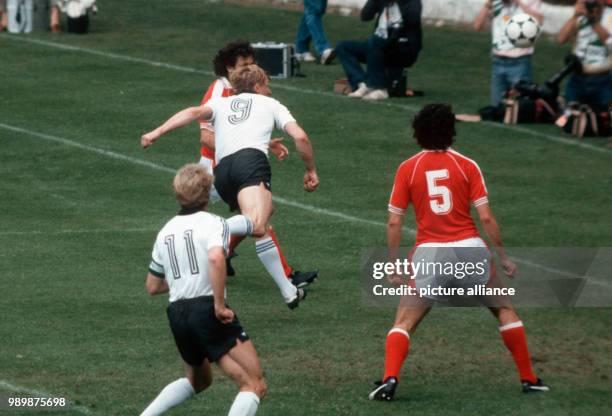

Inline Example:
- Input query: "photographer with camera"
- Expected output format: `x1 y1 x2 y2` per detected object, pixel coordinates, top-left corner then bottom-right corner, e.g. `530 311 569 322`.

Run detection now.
335 0 422 101
475 0 544 107
557 0 612 112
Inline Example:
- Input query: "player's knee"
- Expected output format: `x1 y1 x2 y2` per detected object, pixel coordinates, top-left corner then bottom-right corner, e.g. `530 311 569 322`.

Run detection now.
251 221 267 238
492 305 519 324
190 373 212 394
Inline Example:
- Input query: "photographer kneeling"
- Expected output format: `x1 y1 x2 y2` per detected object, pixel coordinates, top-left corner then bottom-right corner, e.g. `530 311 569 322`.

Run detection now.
335 0 422 101
557 0 612 111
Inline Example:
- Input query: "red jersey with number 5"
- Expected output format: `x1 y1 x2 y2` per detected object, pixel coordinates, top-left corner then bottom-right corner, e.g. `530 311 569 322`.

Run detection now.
388 149 489 245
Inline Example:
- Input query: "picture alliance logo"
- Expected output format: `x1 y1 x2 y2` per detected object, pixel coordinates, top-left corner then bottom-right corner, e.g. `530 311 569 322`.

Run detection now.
371 258 488 280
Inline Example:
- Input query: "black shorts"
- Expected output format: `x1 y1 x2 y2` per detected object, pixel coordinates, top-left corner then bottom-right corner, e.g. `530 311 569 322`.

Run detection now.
166 296 249 366
213 148 272 211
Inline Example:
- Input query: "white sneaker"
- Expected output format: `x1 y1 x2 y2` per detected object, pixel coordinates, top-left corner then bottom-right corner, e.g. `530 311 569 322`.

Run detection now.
295 52 316 62
320 48 335 65
363 89 389 101
348 82 370 98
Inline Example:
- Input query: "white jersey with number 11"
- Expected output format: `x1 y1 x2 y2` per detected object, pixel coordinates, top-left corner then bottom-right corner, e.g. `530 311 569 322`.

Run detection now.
149 212 229 303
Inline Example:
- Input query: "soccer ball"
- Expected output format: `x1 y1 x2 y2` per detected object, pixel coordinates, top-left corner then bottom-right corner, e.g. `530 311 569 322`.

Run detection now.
505 13 540 48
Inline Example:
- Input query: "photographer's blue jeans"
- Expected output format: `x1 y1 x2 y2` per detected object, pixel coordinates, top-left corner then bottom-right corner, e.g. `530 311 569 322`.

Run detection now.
564 72 612 110
295 0 330 55
491 55 533 106
336 35 388 90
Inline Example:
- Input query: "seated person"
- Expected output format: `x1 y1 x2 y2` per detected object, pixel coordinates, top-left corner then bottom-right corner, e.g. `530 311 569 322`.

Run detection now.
557 0 612 111
335 0 422 101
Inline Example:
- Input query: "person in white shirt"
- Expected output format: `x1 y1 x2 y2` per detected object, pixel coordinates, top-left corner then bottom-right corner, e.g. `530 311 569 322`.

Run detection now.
557 0 612 110
141 164 266 416
475 0 544 106
141 65 319 309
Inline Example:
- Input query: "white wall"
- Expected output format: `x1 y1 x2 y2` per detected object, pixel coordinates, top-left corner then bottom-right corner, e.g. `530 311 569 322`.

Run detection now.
325 0 573 35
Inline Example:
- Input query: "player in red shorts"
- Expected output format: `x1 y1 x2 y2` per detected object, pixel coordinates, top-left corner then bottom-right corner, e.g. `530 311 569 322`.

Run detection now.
369 104 549 401
195 40 318 288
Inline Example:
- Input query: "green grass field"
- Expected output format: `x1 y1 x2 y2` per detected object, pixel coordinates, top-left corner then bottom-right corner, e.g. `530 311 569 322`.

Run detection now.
1 1 611 415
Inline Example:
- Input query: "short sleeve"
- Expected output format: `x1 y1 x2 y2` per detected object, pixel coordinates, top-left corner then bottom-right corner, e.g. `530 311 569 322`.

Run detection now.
204 98 220 124
467 161 489 207
207 217 230 255
199 83 216 130
274 100 296 130
148 240 165 279
388 165 410 215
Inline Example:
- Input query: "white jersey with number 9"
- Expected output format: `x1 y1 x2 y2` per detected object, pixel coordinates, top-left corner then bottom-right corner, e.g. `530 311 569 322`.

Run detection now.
205 93 296 164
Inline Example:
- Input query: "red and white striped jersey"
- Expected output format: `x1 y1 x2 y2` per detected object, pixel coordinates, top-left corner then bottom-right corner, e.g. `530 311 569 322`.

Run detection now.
389 149 488 245
199 77 233 159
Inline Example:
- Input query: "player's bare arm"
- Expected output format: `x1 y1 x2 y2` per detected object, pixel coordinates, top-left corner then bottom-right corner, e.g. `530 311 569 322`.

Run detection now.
141 105 214 149
269 138 289 161
557 1 587 43
475 203 517 277
145 273 169 295
387 212 406 286
200 129 216 150
208 246 234 324
284 121 319 192
474 0 492 31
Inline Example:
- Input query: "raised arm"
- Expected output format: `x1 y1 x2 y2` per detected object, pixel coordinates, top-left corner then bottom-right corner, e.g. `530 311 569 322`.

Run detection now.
475 203 517 277
558 1 586 44
518 0 543 23
474 0 492 31
141 105 213 149
208 246 234 324
361 0 383 22
284 121 319 192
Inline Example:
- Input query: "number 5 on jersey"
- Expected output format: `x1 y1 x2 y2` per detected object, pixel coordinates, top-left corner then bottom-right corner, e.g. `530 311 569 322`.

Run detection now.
426 169 452 215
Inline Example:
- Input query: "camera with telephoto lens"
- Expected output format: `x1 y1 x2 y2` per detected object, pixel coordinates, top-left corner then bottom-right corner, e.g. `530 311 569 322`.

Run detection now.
585 0 598 11
513 54 582 105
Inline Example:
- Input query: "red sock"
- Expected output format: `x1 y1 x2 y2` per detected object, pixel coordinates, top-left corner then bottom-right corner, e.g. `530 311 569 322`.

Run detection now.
499 321 537 383
228 235 246 257
383 328 410 380
268 226 293 278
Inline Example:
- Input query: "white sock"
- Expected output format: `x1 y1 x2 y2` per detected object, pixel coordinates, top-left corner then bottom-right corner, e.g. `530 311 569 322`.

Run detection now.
227 215 253 237
227 391 260 416
256 237 297 302
140 378 195 416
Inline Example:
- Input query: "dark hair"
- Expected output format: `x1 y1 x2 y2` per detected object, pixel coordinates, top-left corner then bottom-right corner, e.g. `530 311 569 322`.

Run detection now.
213 39 254 77
412 103 456 150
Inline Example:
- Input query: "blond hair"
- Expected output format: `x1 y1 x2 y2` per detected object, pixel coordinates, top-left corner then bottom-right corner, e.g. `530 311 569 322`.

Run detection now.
229 64 269 93
172 164 213 209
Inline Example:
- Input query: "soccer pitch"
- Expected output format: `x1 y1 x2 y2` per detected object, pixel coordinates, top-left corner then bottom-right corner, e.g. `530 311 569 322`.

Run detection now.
1 1 611 415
